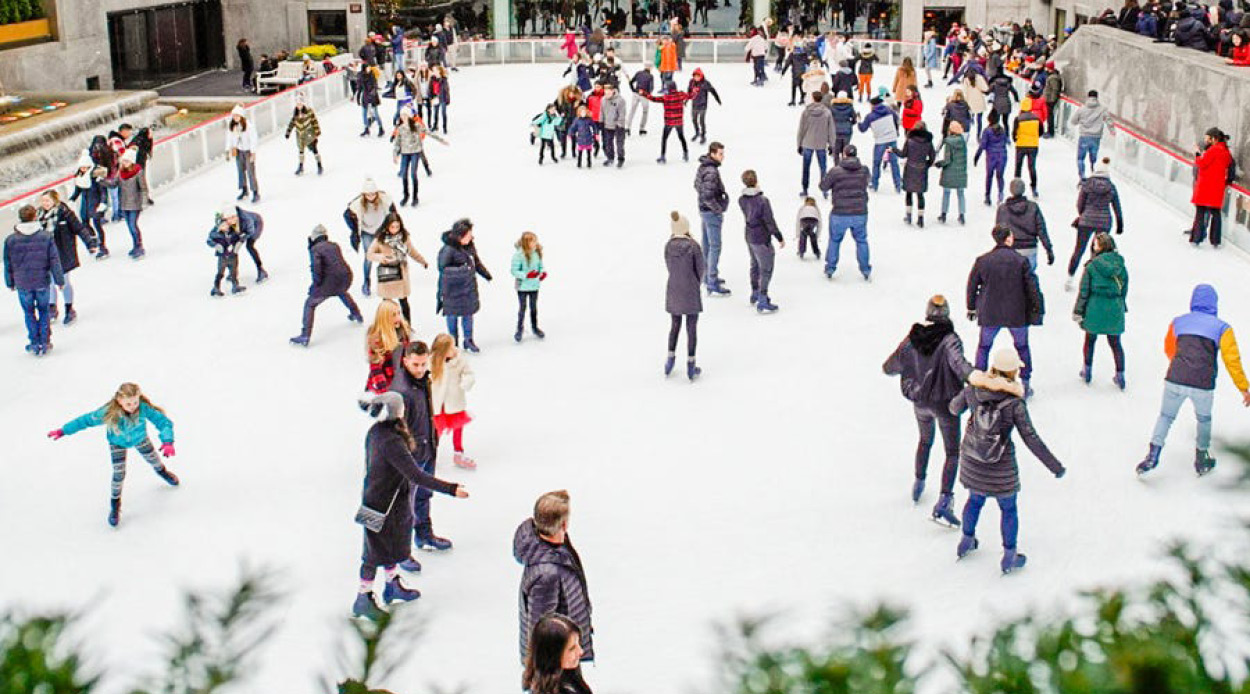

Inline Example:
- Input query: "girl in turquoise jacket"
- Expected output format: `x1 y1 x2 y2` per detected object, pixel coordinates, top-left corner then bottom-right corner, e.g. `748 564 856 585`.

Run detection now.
511 231 546 341
530 105 564 165
48 382 178 527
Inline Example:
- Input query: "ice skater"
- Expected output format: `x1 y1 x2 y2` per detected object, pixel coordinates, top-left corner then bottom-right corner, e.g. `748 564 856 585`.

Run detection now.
284 94 323 176
795 197 821 259
511 231 547 341
225 105 260 203
215 202 268 284
1073 232 1128 389
37 190 96 326
290 224 363 346
430 333 477 469
664 211 705 380
644 80 693 163
367 212 429 324
739 169 784 313
343 178 399 297
48 383 179 527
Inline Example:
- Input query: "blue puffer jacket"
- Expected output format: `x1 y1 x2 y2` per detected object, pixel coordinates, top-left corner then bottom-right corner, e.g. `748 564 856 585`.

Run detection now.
568 116 596 148
3 222 64 291
974 125 1010 168
62 402 174 448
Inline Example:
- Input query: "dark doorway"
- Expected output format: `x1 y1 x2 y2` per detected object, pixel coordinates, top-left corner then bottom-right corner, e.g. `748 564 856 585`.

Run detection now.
108 0 225 89
923 7 963 38
310 10 349 49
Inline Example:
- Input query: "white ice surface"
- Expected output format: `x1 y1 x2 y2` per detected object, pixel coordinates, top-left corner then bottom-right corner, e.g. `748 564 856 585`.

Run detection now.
3 63 1250 693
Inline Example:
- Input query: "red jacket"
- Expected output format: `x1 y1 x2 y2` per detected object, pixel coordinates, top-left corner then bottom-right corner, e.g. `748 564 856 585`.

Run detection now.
1030 97 1048 127
1231 44 1250 66
645 90 691 126
587 89 604 122
901 98 923 131
1192 141 1233 208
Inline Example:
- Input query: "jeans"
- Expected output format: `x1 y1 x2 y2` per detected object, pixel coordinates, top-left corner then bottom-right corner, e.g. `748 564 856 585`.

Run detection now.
975 326 1032 381
360 232 375 285
214 253 240 289
691 108 708 139
1150 381 1215 450
603 127 625 162
446 313 475 344
431 102 448 132
122 210 142 251
752 55 767 83
1076 135 1101 179
801 148 828 194
1017 247 1038 272
961 492 1019 549
361 103 382 131
1191 205 1222 246
940 187 966 216
410 456 436 538
914 404 961 494
17 287 52 347
300 292 362 337
871 142 901 190
235 151 259 196
700 211 724 286
747 242 775 297
398 152 421 199
109 187 121 222
825 213 870 276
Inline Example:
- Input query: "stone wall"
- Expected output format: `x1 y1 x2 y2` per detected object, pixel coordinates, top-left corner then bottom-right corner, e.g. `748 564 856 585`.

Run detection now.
1052 24 1249 184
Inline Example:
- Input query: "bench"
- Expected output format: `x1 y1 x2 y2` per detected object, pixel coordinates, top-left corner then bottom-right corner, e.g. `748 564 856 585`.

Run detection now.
255 62 303 94
329 53 355 70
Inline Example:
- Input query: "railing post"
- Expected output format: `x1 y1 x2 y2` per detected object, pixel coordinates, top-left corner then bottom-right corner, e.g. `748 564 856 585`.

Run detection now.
713 40 718 63
531 40 536 63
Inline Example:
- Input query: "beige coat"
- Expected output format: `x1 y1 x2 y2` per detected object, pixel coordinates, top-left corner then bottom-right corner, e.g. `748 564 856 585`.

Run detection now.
432 353 474 414
367 235 428 300
962 73 989 115
892 68 917 105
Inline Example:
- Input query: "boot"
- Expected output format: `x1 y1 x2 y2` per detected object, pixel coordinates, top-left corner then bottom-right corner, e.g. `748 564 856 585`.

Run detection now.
414 532 453 552
983 195 992 207
352 591 386 620
916 214 925 228
707 282 731 296
749 290 759 305
211 286 224 297
937 213 946 224
463 338 480 354
453 452 477 470
903 210 912 226
514 325 523 342
1001 548 1028 574
656 156 666 164
687 358 701 381
400 192 410 206
348 311 364 323
62 305 77 325
1113 371 1126 391
155 467 180 486
231 283 247 295
290 335 310 347
911 477 925 504
257 269 269 283
1136 443 1161 476
362 279 371 297
399 556 422 572
756 296 779 313
664 352 676 376
237 189 248 200
316 158 324 175
1195 449 1217 476
108 497 121 527
1031 187 1039 199
382 577 421 603
957 534 978 559
251 193 260 203
532 325 545 339
1079 365 1091 384
96 246 110 260
295 162 304 176
958 214 966 225
932 493 960 528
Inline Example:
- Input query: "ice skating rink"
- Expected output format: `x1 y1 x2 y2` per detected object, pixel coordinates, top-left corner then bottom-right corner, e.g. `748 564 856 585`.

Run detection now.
3 62 1249 693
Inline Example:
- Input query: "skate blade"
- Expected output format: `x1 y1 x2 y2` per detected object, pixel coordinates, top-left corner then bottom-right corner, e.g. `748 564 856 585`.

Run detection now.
930 516 960 530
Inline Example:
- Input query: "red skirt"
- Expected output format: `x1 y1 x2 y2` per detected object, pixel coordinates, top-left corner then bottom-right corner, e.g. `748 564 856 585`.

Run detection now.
433 409 472 434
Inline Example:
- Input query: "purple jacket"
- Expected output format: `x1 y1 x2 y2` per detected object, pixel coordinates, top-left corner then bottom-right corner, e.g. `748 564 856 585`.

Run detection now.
974 125 1009 168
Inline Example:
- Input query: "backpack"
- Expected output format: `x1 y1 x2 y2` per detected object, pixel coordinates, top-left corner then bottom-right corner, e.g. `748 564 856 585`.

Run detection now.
962 398 1011 467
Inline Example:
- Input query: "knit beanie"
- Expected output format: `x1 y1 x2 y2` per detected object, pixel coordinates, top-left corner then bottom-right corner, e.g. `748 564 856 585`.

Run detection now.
309 224 328 241
1094 158 1111 175
991 346 1023 373
670 211 691 238
359 391 404 421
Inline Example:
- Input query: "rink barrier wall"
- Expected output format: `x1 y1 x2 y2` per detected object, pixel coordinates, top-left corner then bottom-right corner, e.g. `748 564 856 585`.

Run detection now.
0 69 354 234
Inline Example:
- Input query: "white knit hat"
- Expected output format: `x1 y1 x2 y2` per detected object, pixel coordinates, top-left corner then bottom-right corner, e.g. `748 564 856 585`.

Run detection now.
670 212 691 238
361 177 379 194
76 151 93 169
219 202 238 219
1094 158 1111 175
230 104 247 118
119 148 137 165
991 346 1023 373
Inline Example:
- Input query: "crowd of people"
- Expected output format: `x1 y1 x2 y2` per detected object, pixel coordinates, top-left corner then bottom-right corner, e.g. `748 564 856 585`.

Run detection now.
1093 0 1250 62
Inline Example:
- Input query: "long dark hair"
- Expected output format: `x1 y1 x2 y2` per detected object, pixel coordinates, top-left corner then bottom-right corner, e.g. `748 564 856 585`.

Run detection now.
522 615 584 694
391 417 417 451
380 212 408 243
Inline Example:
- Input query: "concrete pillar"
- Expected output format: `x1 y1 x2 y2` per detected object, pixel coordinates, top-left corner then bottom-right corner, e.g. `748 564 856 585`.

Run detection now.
900 0 924 41
753 0 769 29
494 0 511 38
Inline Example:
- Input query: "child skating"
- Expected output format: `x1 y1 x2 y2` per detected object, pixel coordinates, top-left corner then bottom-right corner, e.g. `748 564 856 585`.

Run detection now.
207 203 249 296
48 383 179 527
531 105 564 165
430 333 478 469
796 197 821 260
510 231 547 341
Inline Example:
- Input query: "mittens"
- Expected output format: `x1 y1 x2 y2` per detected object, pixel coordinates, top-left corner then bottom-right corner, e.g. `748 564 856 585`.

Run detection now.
47 429 64 440
160 442 176 458
526 271 540 279
539 272 548 281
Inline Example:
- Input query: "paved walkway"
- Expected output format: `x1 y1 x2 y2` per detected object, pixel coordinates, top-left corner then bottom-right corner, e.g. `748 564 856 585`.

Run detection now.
156 69 259 100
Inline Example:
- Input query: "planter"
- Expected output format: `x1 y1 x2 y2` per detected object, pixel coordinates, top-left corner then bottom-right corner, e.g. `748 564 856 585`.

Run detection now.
0 18 52 47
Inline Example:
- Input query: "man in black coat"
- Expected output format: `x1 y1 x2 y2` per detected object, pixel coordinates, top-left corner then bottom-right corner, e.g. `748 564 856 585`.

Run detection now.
388 341 453 552
818 144 872 281
694 142 730 295
994 178 1054 271
290 225 362 346
967 225 1044 396
514 490 594 663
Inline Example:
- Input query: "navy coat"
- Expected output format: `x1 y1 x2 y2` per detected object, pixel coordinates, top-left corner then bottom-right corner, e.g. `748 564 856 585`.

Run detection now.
3 223 65 291
437 232 492 316
309 237 353 297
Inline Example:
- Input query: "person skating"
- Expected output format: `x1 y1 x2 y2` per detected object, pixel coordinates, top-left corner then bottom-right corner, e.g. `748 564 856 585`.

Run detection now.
1067 157 1124 290
367 213 429 324
284 94 323 175
739 169 785 313
644 80 693 163
664 211 705 380
995 179 1053 271
600 84 628 167
694 142 731 296
1189 127 1234 248
568 105 597 169
392 107 447 206
105 149 147 258
515 490 595 664
1011 98 1042 198
351 390 469 619
437 218 492 353
48 383 178 527
225 105 261 202
1137 284 1250 477
857 94 902 193
429 333 477 469
967 225 1045 398
290 224 363 346
357 63 385 137
37 190 96 326
818 144 872 281
797 91 836 198
523 615 595 694
365 300 410 394
795 197 821 260
950 346 1066 574
853 42 877 101
884 296 1024 525
1073 232 1129 390
781 40 810 106
893 121 937 227
686 68 721 145
206 203 249 297
216 202 268 284
343 178 399 297
1069 89 1115 179
627 63 654 133
4 205 64 356
1041 61 1063 138
973 111 1010 206
829 60 857 102
68 153 109 259
828 90 857 165
934 121 969 225
941 90 973 140
532 104 565 165
899 85 923 134
511 231 547 341
745 29 769 86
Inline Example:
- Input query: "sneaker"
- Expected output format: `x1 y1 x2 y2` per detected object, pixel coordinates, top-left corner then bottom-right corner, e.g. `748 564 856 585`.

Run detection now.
1001 548 1028 574
453 452 477 470
957 534 978 559
911 478 925 504
414 534 453 551
290 335 310 347
1195 449 1217 476
1136 444 1161 476
351 592 386 620
382 577 421 603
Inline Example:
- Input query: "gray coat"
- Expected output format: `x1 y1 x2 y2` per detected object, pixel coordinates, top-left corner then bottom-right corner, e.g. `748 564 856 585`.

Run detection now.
601 93 628 130
1070 97 1112 138
109 169 145 212
797 101 836 151
665 235 705 315
514 519 594 662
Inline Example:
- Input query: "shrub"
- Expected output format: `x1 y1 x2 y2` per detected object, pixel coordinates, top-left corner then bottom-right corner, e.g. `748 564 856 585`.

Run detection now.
293 44 339 60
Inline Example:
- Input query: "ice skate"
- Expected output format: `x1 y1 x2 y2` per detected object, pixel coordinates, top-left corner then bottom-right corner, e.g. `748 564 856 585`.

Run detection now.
756 296 778 313
956 534 978 559
1079 365 1091 384
911 478 925 504
155 467 179 486
1136 444 1161 476
352 592 386 620
1001 548 1027 574
399 556 422 572
63 307 77 325
383 577 421 603
931 493 960 528
1112 372 1126 390
414 534 453 552
290 335 310 347
664 353 676 376
1195 449 1217 477
453 452 477 470
108 498 121 528
686 360 701 381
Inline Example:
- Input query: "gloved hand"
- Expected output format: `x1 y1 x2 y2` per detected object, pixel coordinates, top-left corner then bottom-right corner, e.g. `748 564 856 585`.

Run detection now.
1055 467 1067 479
160 442 176 458
526 270 540 279
797 147 803 156
1116 225 1124 235
47 429 64 440
1046 251 1055 265
966 310 977 322
539 272 548 281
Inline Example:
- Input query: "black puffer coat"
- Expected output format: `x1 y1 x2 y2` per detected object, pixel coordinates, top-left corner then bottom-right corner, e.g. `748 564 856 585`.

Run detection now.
966 244 1044 328
995 195 1053 255
308 237 353 297
39 203 93 273
882 320 975 408
387 360 440 465
818 156 870 215
949 385 1064 496
694 155 729 213
437 231 492 316
894 127 936 194
514 519 594 662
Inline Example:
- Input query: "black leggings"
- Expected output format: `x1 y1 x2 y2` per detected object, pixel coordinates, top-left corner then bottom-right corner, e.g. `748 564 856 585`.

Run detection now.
245 237 264 272
914 404 961 494
517 290 539 328
790 79 803 104
1014 148 1038 188
1083 333 1124 371
398 298 411 324
905 191 926 210
667 314 698 357
538 139 556 163
661 125 687 157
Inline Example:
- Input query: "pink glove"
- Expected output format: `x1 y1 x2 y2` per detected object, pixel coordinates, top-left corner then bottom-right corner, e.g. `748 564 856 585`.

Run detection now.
160 442 176 458
539 272 548 281
47 429 64 440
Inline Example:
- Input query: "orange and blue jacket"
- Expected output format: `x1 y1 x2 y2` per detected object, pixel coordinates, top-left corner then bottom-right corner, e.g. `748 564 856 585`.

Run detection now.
1164 284 1248 392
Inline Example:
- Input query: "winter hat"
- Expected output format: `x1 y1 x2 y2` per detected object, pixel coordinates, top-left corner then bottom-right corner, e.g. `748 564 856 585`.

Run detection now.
230 104 247 118
361 177 379 194
359 391 404 422
837 91 850 99
294 91 307 106
991 346 1023 374
219 202 238 219
1094 158 1111 175
119 148 137 165
448 218 473 242
309 224 328 241
1045 60 1055 69
925 295 951 322
669 211 691 238
876 86 890 99
75 151 93 169
1087 89 1099 98
693 67 704 78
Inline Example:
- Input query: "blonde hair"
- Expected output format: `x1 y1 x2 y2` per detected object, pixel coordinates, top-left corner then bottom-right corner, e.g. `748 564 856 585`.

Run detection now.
102 383 165 433
429 333 456 383
533 490 571 536
516 231 543 261
366 300 410 364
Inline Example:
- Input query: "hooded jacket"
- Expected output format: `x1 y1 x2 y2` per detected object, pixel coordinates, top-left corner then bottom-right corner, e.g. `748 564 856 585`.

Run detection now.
694 155 729 213
1076 173 1124 231
797 100 836 151
665 232 705 315
687 73 721 110
308 236 353 297
1164 284 1248 391
818 156 870 215
829 96 858 137
1175 10 1211 50
894 127 936 193
1192 140 1234 208
858 101 899 144
514 519 594 662
739 188 783 245
600 92 628 129
829 65 857 97
974 124 1009 168
3 221 65 291
882 320 975 407
936 134 968 189
995 195 1052 254
1074 247 1128 336
1070 97 1112 138
437 230 492 316
949 385 1064 496
39 203 93 273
